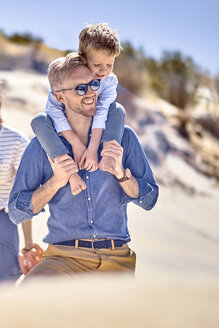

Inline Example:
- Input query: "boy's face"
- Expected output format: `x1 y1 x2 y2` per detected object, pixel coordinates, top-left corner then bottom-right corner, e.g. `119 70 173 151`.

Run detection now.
85 49 116 80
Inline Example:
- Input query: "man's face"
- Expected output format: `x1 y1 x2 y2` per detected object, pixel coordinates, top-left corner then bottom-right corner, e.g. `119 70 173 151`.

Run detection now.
56 66 98 117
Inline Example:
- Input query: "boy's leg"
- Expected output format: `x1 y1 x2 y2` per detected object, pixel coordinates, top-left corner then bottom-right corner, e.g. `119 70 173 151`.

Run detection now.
31 113 68 161
99 102 125 172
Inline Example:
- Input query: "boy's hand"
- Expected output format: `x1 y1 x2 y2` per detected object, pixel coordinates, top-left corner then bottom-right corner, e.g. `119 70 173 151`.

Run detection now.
79 147 98 172
72 142 86 167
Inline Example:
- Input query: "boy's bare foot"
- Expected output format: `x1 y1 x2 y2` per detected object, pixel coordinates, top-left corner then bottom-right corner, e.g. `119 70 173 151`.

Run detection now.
98 156 117 175
69 173 87 196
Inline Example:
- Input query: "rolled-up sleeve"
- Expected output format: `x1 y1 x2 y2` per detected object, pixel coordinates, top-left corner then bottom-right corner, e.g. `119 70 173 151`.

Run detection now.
92 73 118 129
121 126 159 210
8 138 47 224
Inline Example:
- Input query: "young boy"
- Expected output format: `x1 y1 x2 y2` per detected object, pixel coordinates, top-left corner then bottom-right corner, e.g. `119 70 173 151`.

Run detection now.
31 23 125 195
0 86 43 283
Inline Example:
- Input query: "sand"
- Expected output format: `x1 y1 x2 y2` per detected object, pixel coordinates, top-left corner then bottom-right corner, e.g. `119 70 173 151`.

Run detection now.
1 69 219 327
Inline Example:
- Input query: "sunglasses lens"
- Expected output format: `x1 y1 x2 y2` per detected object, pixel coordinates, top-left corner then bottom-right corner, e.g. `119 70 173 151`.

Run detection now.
90 79 100 91
75 85 87 96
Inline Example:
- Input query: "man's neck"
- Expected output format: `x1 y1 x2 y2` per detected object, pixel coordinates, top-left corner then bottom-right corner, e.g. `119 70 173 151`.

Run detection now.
65 109 92 146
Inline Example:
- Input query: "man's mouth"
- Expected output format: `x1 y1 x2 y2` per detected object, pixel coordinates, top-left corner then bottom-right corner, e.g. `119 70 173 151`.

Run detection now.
82 96 95 105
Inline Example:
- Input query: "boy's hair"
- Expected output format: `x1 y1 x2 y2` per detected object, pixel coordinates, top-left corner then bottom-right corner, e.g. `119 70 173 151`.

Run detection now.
48 52 87 92
79 23 122 56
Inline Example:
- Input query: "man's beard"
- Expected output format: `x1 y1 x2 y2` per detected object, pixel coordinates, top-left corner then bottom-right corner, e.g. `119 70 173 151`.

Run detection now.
67 99 96 117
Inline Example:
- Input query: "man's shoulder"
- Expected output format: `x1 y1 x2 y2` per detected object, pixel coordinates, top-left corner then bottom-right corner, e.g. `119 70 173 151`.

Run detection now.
121 125 142 152
26 136 45 154
123 125 139 141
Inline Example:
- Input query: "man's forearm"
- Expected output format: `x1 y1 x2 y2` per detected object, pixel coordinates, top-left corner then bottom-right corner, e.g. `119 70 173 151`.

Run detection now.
32 176 60 214
32 154 78 213
117 175 139 199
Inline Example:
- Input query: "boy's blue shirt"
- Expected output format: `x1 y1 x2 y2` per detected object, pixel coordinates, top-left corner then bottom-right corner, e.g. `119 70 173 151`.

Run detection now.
8 126 159 245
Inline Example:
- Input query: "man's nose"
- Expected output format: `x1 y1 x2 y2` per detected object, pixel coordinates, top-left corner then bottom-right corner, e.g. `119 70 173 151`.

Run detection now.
86 85 96 95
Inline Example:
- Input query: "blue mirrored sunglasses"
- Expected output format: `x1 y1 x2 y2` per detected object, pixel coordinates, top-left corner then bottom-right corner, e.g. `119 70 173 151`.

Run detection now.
57 79 101 96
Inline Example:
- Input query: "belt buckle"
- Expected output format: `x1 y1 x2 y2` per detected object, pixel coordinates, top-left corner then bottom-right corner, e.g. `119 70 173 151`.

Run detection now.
91 239 105 251
91 240 97 250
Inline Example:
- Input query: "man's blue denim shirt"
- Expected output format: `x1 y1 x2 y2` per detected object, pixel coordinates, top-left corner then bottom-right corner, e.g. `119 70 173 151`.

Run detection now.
9 126 159 244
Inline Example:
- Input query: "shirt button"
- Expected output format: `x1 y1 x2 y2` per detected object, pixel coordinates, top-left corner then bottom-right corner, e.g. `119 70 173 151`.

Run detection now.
90 220 94 224
93 234 96 238
86 176 89 179
88 197 91 201
139 200 143 204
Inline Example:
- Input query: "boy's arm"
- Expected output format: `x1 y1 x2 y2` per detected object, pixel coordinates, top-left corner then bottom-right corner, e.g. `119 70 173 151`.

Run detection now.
92 73 118 130
46 88 86 163
46 87 72 133
80 74 118 171
60 130 86 165
88 128 103 153
79 128 103 171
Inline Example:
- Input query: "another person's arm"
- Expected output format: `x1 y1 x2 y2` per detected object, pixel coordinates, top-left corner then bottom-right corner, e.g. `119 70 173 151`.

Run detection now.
13 138 44 273
19 220 44 275
21 220 33 250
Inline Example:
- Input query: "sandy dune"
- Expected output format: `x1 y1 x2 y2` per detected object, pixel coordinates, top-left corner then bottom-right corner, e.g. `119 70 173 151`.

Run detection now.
1 69 219 327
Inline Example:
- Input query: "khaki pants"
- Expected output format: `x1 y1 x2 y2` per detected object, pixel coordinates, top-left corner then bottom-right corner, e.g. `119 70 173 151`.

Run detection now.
23 243 136 282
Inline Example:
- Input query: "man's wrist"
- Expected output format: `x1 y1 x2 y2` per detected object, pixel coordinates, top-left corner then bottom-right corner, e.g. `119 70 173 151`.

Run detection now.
116 168 132 182
114 167 125 180
48 176 64 191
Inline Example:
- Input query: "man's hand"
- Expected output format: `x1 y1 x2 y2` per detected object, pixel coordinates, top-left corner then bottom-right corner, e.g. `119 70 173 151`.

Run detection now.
32 154 78 214
99 140 124 177
50 154 78 189
18 243 44 275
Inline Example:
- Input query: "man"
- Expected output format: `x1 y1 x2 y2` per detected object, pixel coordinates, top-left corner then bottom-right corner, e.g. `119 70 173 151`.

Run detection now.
0 82 43 283
9 53 158 280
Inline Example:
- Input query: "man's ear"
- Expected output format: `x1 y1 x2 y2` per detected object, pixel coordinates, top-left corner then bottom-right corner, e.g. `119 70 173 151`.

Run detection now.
54 92 64 103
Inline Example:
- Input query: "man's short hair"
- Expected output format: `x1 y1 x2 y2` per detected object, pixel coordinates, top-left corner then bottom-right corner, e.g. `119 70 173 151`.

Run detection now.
48 52 87 92
79 23 122 57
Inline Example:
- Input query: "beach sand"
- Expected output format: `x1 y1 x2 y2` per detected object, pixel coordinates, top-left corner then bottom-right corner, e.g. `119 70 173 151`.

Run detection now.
1 70 219 327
